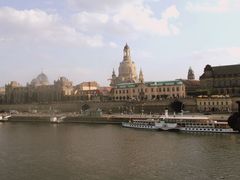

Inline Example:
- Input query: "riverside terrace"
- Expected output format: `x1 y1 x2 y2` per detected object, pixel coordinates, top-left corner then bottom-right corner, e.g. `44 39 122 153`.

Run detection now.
1 111 230 124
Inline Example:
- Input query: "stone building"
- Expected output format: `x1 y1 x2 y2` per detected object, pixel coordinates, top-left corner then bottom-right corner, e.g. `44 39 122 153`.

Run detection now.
0 87 5 104
5 73 73 104
110 44 141 86
75 81 99 91
200 64 240 96
196 95 232 113
72 82 110 101
112 80 186 101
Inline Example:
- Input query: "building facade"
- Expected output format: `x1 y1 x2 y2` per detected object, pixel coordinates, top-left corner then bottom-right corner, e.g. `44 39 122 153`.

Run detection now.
0 87 5 104
112 80 186 101
200 64 240 96
5 73 74 104
196 95 232 113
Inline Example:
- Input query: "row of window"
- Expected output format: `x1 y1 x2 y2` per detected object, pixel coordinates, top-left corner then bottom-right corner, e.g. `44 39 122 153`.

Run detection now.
186 128 223 132
115 86 183 94
198 101 230 106
214 79 240 87
114 93 182 100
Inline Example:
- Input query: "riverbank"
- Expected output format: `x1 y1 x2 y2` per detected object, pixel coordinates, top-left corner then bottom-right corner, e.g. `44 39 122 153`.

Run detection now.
2 112 231 124
5 113 131 124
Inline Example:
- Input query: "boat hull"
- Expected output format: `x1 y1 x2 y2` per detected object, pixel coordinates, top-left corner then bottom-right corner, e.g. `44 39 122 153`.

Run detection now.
179 127 238 133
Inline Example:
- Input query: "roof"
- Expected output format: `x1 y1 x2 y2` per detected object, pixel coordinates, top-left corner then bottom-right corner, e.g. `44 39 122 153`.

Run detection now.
115 80 183 89
116 83 138 89
180 80 200 87
212 64 240 75
145 80 183 87
80 81 99 87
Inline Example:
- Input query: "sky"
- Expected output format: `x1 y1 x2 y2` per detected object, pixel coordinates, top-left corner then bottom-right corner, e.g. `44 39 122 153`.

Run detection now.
0 0 240 87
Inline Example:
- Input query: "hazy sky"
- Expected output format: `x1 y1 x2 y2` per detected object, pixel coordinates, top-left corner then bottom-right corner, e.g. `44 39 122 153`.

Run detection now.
0 0 240 86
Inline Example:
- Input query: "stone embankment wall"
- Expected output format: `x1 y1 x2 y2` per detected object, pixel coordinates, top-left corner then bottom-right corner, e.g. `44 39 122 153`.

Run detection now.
0 98 197 113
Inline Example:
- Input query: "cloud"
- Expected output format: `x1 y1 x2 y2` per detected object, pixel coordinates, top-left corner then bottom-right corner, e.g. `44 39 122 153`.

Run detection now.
67 0 140 12
71 2 181 37
0 7 106 47
186 0 240 13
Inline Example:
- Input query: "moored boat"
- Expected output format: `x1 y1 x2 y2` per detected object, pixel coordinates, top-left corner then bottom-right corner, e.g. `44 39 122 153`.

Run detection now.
0 115 11 122
158 110 237 133
179 120 238 133
50 116 66 123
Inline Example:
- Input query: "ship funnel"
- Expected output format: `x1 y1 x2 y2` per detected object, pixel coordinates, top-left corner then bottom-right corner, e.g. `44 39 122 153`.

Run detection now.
165 109 168 117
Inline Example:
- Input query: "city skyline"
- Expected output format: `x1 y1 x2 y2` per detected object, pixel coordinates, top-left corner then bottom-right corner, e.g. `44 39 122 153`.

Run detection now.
1 0 240 87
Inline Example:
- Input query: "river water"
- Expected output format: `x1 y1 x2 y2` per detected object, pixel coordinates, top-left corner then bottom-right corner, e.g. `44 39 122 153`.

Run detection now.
0 122 240 180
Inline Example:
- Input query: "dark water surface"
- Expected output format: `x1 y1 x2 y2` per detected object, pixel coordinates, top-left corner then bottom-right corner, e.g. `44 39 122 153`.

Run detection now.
0 122 240 180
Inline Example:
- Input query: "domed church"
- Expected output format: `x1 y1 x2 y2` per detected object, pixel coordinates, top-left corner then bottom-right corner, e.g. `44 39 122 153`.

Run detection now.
110 44 142 86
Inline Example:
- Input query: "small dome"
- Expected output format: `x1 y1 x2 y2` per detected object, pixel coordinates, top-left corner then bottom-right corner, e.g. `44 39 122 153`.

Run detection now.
37 73 49 83
31 72 49 86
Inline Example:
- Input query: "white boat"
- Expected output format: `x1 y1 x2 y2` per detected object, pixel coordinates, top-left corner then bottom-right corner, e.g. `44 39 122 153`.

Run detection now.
159 110 238 133
122 119 159 130
50 116 66 123
179 121 238 133
0 115 11 122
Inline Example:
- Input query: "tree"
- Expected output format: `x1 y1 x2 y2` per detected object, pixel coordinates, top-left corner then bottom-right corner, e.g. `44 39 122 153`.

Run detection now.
82 104 90 111
228 112 240 132
228 101 240 132
171 100 184 113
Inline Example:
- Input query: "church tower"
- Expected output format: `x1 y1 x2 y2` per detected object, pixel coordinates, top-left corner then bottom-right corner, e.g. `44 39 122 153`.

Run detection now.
110 69 117 86
117 44 138 83
187 67 195 80
139 68 144 83
123 43 131 61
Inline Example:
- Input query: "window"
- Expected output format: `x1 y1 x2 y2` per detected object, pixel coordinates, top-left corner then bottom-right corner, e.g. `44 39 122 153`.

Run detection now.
176 87 179 91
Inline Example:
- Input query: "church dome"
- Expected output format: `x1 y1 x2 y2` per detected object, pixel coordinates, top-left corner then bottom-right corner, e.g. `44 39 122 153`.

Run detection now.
31 72 49 86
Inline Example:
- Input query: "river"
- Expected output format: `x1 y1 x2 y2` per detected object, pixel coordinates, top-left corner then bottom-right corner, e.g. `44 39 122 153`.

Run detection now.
0 122 239 180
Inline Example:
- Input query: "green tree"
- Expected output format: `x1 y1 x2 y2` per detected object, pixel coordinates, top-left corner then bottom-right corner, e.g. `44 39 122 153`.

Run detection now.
171 100 184 113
